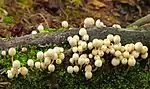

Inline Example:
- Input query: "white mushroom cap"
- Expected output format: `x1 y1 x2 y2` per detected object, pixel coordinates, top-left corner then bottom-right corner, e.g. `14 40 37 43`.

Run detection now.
84 17 95 28
69 38 77 47
35 62 41 69
12 60 20 68
82 34 89 41
85 58 90 64
121 58 128 65
103 39 111 46
73 35 80 42
141 52 148 59
8 47 16 56
101 45 107 52
67 36 72 42
85 71 92 79
107 34 114 41
72 53 79 61
31 30 37 34
78 57 85 65
77 46 83 52
37 51 44 59
21 47 27 52
69 58 74 64
85 65 92 72
94 55 100 60
72 46 78 53
113 35 121 44
58 53 65 60
92 39 103 47
112 24 121 28
27 59 34 67
1 50 6 56
88 42 93 50
73 66 79 73
134 42 143 52
92 49 98 56
98 50 104 57
123 51 130 58
94 59 102 67
141 46 148 53
61 21 68 28
95 19 106 28
67 66 73 73
131 51 139 58
79 28 87 36
56 59 62 64
20 67 28 76
115 50 122 57
44 57 51 65
48 64 55 72
7 71 14 79
81 41 87 49
111 58 120 66
37 23 44 31
88 54 93 58
128 57 136 66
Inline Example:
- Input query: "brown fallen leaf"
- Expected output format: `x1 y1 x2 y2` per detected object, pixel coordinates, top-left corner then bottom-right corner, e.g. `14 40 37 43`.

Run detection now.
87 0 107 10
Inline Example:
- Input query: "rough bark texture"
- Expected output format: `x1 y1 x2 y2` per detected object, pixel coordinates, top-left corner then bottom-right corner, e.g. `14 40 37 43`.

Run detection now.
0 27 150 50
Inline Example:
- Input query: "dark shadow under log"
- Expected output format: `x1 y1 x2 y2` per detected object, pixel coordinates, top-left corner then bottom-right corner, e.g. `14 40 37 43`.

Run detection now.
0 27 150 50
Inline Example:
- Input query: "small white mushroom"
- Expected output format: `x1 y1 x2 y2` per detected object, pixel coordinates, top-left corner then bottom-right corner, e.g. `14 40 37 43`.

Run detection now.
73 66 79 73
113 35 121 44
67 66 73 73
103 39 111 46
128 57 136 66
12 60 20 68
77 46 83 52
7 71 14 79
8 47 16 63
107 34 114 41
69 58 74 64
98 50 104 57
94 55 100 60
21 47 27 52
82 34 89 41
37 23 44 31
111 58 120 66
115 50 122 57
85 65 92 72
131 51 139 58
44 57 51 65
73 35 80 42
58 53 65 60
48 64 55 72
134 42 143 52
92 39 103 48
61 21 68 28
92 49 98 56
56 59 62 64
94 59 102 67
141 52 148 59
72 53 79 61
88 54 93 58
112 24 121 28
37 51 44 59
20 67 28 76
72 46 78 53
1 50 6 56
95 19 106 28
35 62 41 69
121 58 128 65
27 59 34 67
79 28 87 36
88 42 93 50
84 17 95 28
85 71 92 79
141 46 148 53
69 38 77 47
31 30 37 34
123 51 130 58
78 58 85 66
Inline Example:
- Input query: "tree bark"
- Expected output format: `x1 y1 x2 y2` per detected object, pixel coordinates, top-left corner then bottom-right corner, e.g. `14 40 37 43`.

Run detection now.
0 27 150 51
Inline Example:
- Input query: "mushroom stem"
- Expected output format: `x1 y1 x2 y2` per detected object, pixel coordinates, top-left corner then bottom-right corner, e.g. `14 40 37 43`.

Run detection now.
11 56 14 64
92 67 98 72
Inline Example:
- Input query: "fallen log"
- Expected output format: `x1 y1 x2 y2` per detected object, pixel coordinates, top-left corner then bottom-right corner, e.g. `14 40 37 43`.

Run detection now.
0 27 150 51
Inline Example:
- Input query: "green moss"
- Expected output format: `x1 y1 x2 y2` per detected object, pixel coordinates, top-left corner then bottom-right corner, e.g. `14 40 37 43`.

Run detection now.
3 16 13 24
0 46 149 89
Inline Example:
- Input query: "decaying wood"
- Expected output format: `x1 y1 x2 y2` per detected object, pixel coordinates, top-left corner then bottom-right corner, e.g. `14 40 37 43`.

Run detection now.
130 14 150 26
0 27 150 51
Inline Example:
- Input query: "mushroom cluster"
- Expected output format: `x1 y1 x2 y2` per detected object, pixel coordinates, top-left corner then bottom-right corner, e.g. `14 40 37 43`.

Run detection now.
66 17 148 79
28 46 65 72
7 60 28 79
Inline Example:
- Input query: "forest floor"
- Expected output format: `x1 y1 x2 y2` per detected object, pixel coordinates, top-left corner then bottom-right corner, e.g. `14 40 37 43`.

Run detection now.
0 0 150 37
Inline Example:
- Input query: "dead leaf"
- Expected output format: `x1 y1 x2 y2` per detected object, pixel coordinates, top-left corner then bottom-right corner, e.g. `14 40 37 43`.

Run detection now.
87 0 107 10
